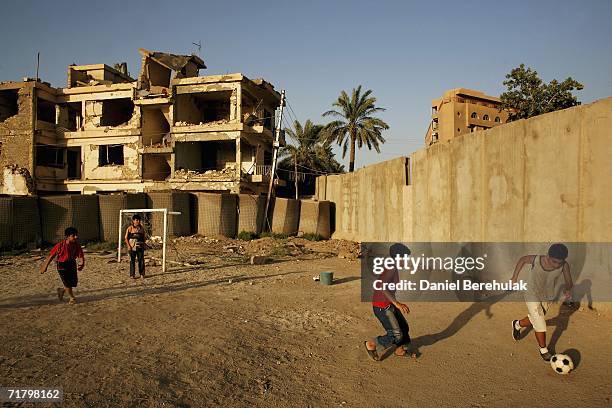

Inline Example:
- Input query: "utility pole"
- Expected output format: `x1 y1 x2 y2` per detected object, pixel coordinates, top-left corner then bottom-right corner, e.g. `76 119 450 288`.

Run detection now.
263 90 286 231
294 152 298 199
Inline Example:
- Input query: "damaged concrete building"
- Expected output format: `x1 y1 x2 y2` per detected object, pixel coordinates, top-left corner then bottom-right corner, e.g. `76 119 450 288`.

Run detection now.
0 48 282 195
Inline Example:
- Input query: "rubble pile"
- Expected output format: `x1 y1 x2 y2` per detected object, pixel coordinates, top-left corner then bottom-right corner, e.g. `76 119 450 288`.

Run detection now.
174 118 229 127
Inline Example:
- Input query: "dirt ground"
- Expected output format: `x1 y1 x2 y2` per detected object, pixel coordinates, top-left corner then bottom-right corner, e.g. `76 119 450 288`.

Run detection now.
0 237 611 407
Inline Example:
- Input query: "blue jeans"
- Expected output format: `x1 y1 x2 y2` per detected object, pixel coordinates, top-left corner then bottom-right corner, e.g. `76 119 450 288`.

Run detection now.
373 304 410 349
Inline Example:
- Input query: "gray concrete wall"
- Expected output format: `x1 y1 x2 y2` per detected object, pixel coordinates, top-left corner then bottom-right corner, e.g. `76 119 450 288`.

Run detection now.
316 97 612 244
315 157 409 241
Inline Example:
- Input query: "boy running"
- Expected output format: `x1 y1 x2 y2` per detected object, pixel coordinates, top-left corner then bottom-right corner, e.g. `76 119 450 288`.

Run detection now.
510 243 573 361
364 243 413 361
40 227 85 305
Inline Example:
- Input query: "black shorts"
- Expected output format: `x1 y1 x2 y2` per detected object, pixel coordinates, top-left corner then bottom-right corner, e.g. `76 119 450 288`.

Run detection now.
57 261 78 288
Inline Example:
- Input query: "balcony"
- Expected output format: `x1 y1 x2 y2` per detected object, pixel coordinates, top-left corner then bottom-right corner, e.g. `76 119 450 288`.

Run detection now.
246 164 272 183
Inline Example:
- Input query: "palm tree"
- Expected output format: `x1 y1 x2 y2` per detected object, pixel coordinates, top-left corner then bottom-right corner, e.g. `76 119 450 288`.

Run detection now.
322 85 389 172
279 119 343 197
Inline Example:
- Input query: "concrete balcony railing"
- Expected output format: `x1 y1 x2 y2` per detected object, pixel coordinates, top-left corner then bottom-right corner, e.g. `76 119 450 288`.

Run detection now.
255 164 272 176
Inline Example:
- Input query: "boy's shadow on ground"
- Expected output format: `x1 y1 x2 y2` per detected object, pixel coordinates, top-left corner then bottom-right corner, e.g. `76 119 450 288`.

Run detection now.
405 291 510 358
548 279 591 368
0 270 308 310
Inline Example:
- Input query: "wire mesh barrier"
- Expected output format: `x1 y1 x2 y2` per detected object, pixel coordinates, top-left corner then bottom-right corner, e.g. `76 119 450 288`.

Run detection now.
237 194 265 235
146 192 191 237
193 192 237 238
98 193 147 242
0 197 13 248
38 195 99 244
0 191 335 251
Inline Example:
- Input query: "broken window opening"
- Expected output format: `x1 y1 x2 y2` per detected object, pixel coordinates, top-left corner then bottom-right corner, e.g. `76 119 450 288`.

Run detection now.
142 106 171 146
100 98 135 127
174 141 236 176
174 91 231 126
142 153 171 181
57 102 82 131
99 144 124 166
0 90 19 122
241 93 261 125
67 147 82 179
36 144 65 168
36 98 56 124
263 109 273 130
264 150 272 166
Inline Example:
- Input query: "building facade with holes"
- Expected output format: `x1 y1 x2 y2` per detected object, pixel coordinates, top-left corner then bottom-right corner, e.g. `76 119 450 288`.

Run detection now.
0 49 282 195
425 88 510 146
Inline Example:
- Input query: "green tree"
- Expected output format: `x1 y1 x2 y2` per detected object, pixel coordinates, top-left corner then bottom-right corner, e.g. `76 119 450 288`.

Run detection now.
322 86 389 172
501 64 583 121
279 119 344 197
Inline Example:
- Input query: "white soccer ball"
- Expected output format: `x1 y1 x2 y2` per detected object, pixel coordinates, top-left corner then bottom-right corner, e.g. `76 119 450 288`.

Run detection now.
550 353 574 375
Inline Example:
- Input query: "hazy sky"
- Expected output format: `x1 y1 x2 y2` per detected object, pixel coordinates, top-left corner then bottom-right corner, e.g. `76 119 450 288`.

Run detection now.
2 0 611 168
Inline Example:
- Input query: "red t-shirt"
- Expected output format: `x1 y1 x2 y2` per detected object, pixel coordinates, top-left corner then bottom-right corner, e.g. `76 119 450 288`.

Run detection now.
50 240 84 263
372 268 398 308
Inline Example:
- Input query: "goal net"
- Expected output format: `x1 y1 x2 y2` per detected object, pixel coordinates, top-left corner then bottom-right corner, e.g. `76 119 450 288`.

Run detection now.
117 208 181 273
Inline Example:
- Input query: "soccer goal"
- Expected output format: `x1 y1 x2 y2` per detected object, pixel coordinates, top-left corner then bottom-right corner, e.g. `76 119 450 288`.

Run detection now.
117 208 181 273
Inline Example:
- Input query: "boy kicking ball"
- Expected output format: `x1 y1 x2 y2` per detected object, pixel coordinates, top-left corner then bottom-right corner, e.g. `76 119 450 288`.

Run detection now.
364 243 415 361
40 227 85 305
510 243 573 361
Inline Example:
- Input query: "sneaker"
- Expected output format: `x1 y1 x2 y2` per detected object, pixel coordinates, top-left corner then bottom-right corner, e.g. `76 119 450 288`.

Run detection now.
512 320 521 341
540 350 552 361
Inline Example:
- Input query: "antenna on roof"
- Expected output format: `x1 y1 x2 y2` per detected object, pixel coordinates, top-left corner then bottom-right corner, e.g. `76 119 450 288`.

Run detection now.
35 52 40 81
192 41 202 56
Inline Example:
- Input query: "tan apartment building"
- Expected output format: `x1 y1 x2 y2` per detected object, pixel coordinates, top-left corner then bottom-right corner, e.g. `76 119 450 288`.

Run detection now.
425 88 510 146
0 48 281 195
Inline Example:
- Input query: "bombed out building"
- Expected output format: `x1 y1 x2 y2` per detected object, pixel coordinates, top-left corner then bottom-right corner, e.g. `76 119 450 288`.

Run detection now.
0 48 282 196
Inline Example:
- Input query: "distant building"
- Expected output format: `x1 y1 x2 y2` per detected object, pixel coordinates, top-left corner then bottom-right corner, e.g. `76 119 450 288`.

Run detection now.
425 88 510 146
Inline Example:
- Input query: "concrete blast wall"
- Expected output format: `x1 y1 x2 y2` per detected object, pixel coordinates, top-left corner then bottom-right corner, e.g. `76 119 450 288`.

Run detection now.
98 193 147 242
315 157 409 241
316 97 612 243
237 194 265 235
146 192 191 237
316 98 612 310
298 200 331 239
271 198 300 235
0 196 41 248
194 192 238 238
38 195 100 244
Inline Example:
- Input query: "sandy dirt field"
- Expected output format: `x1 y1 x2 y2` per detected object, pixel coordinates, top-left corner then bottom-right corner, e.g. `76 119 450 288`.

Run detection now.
0 237 611 407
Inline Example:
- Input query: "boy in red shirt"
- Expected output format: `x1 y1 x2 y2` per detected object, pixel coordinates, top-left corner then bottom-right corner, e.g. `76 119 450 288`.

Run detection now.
40 227 85 305
364 243 413 361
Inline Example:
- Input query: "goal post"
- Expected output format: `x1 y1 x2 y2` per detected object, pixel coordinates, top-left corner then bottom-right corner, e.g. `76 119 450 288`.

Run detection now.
117 208 181 273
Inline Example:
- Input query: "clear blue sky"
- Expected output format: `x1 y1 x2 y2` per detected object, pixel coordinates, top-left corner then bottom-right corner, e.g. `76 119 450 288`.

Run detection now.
2 0 611 168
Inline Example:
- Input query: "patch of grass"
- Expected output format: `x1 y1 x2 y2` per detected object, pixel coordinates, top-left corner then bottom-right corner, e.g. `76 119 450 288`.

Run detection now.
259 231 290 240
237 231 259 241
270 245 292 257
302 233 323 241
